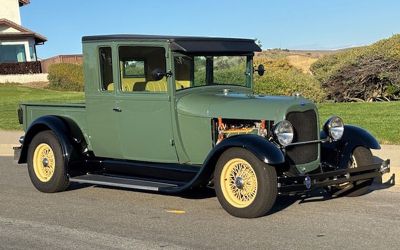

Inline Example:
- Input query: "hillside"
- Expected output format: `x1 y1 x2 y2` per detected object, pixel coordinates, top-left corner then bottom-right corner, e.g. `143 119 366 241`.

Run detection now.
255 34 400 102
255 49 336 74
310 34 400 102
253 50 326 102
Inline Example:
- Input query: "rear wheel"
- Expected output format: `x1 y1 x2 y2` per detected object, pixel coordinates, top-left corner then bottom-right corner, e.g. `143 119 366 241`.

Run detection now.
334 147 374 197
214 148 277 218
27 130 69 193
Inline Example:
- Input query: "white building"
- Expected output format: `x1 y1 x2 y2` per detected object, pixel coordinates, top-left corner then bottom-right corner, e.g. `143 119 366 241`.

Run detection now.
0 0 46 63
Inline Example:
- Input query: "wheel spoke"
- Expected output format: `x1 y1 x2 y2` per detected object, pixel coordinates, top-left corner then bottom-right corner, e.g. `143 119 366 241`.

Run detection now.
32 143 56 182
220 158 258 208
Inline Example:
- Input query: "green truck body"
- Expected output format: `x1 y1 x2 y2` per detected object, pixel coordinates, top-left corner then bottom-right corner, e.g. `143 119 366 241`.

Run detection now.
15 35 390 218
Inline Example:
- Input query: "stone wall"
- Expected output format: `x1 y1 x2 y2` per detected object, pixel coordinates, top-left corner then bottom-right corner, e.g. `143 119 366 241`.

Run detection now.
0 73 48 83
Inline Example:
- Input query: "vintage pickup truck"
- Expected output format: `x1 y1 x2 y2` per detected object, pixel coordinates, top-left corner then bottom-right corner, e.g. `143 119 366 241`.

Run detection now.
15 35 390 218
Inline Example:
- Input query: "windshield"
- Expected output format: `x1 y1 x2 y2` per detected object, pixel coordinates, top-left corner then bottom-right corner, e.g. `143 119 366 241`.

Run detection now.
174 55 252 91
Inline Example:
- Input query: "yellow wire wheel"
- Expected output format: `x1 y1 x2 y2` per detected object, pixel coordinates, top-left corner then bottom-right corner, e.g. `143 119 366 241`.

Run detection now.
215 148 277 218
27 131 70 193
32 143 56 182
220 158 258 208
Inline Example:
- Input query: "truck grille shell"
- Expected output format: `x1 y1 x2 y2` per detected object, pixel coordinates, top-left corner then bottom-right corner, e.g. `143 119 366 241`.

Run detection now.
286 110 319 165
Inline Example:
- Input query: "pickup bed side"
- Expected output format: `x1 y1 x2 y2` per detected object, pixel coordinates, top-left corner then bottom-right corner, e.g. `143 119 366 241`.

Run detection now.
18 103 90 162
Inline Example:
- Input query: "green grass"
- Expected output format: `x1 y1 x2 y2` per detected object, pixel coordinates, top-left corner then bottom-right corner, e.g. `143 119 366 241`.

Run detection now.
0 84 84 130
1 85 399 144
318 102 400 144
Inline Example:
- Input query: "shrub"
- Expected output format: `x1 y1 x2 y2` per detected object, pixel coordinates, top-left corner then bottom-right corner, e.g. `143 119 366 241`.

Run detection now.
311 34 400 102
254 58 326 102
47 63 84 91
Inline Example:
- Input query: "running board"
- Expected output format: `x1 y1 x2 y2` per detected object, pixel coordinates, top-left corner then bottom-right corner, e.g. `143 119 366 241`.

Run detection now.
69 174 179 192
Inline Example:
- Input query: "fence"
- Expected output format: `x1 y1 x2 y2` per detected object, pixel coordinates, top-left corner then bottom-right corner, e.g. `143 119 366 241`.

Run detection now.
41 54 83 73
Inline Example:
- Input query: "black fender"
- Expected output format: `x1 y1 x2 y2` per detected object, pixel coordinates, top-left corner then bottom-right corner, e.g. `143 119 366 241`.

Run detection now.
181 134 285 189
19 116 86 167
321 125 380 169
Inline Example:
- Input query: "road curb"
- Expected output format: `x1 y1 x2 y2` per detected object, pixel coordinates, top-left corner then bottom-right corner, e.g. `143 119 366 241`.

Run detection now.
0 144 18 157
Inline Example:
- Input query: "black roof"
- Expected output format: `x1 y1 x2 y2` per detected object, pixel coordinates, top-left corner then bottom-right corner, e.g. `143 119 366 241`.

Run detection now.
82 34 261 54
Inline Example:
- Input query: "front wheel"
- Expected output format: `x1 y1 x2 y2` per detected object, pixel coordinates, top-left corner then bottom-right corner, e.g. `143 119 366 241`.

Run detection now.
27 130 69 193
214 148 277 218
333 147 374 197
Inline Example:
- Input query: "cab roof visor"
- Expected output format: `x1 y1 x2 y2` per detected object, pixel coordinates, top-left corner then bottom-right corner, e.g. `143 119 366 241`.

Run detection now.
82 34 262 54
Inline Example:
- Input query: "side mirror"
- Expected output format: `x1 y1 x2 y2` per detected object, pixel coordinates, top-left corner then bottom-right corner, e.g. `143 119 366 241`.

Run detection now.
255 64 265 76
151 68 165 81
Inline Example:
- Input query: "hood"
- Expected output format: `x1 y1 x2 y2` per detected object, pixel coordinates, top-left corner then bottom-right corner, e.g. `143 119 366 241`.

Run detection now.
176 87 316 121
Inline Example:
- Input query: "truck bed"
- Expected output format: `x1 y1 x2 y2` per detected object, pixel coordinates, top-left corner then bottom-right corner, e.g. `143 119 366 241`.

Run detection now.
20 102 87 135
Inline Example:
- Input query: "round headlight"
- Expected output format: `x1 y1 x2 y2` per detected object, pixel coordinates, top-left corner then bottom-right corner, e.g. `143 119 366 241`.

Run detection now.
274 120 294 146
324 116 344 141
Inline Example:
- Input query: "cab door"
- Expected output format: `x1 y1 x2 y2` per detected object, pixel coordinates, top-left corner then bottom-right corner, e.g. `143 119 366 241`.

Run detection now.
115 45 178 163
86 46 122 159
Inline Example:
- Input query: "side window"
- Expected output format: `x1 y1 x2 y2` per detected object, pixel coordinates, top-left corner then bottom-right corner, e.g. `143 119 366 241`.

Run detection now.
194 56 207 87
99 47 114 91
119 46 166 92
174 56 192 90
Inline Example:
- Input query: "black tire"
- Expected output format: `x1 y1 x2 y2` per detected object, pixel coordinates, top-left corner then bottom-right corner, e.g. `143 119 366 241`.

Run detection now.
337 147 374 197
27 130 69 193
214 148 277 218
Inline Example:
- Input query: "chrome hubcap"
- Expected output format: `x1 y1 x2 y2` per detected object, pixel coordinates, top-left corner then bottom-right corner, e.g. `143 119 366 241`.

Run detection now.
42 158 49 167
235 176 244 189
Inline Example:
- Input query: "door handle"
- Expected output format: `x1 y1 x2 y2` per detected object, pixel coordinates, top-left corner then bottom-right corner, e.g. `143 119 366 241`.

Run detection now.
113 107 122 112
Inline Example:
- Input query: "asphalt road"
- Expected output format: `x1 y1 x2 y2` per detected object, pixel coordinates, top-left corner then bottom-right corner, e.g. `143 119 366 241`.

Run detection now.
1 156 400 250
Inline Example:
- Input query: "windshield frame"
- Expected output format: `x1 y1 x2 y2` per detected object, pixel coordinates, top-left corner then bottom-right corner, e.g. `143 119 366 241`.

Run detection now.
172 52 254 91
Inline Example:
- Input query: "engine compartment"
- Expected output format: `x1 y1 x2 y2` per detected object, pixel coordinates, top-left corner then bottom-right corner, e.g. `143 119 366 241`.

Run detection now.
214 118 273 144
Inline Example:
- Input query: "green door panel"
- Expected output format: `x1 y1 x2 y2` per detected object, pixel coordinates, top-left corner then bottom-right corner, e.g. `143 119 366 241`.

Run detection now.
86 94 122 158
116 94 178 162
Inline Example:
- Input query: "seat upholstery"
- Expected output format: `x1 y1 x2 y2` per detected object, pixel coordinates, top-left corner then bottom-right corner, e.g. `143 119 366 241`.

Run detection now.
106 82 114 91
176 80 190 90
121 77 145 91
145 79 167 92
106 78 190 92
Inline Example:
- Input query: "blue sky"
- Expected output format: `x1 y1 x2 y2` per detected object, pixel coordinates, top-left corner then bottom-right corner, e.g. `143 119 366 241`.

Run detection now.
21 0 400 59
